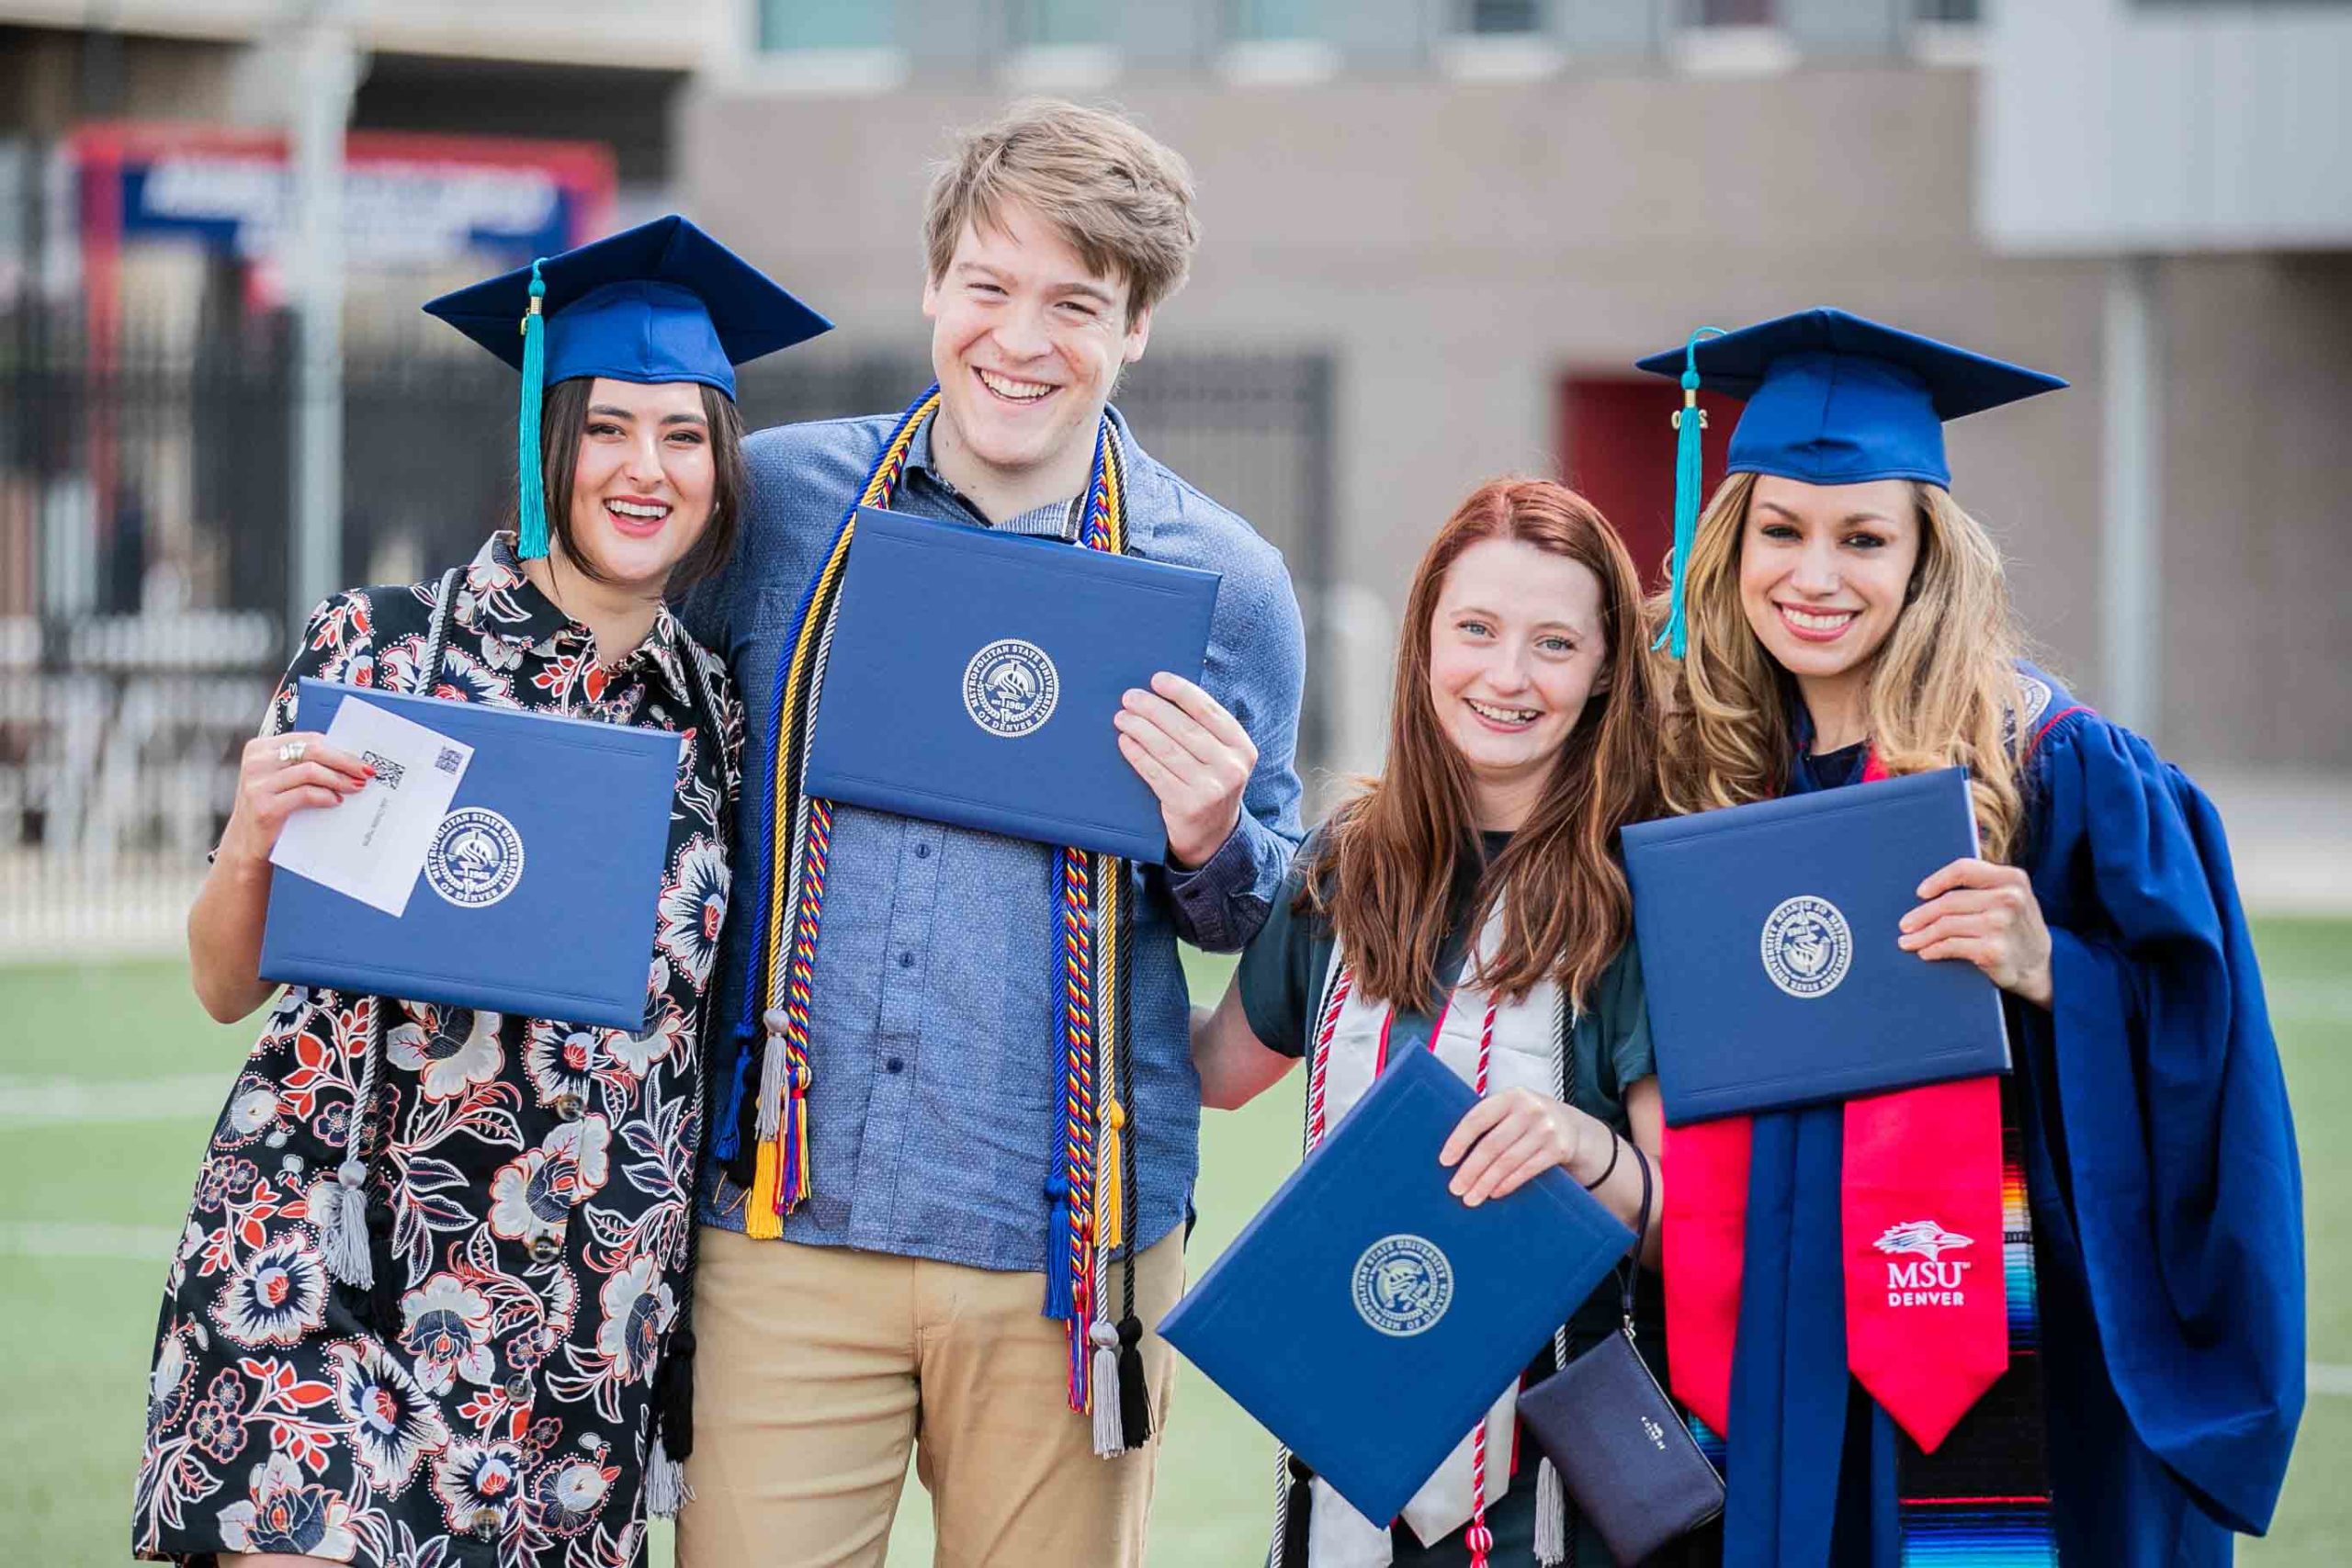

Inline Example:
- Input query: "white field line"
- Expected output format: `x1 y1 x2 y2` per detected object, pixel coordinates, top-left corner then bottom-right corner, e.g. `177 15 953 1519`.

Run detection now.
2309 1363 2352 1398
0 1073 225 1125
0 1220 179 1261
2268 977 2352 1027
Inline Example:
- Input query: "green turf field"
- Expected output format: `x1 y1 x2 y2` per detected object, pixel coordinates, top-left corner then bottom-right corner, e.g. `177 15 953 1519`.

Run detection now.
5 928 2346 1563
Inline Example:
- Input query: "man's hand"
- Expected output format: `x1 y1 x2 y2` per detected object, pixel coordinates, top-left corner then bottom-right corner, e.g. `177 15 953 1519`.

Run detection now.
1113 671 1255 870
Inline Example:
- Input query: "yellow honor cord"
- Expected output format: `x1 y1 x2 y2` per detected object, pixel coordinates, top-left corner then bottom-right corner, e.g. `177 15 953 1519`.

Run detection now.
752 391 941 1219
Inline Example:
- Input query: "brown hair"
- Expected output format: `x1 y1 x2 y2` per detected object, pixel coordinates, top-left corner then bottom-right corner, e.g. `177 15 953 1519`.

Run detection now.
1306 479 1660 1010
924 98 1199 324
1652 472 2030 861
534 376 746 594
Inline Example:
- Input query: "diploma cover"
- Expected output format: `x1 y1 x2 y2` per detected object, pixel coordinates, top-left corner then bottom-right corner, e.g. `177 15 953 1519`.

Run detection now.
259 679 680 1031
1623 765 2009 1126
802 506 1221 864
1159 1047 1635 1525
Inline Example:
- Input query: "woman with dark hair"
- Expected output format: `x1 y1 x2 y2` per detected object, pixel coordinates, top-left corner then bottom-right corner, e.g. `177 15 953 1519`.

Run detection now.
133 218 829 1566
1192 479 1684 1568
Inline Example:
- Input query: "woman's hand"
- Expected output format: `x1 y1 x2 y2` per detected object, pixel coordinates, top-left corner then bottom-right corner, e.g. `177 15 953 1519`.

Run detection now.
1438 1088 1611 1207
1899 856 2053 1008
217 732 373 867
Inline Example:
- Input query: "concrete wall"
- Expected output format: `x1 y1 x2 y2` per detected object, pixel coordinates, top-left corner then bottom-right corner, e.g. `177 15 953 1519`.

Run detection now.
680 63 2347 774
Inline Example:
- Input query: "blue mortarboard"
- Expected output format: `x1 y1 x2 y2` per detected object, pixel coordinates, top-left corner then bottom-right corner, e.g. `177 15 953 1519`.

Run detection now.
423 215 831 559
1635 308 2066 655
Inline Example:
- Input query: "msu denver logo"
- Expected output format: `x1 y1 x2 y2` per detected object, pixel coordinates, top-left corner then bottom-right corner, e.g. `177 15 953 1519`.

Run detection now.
1760 895 1853 999
1351 1234 1454 1337
425 807 525 908
962 639 1059 739
1874 1219 1974 1305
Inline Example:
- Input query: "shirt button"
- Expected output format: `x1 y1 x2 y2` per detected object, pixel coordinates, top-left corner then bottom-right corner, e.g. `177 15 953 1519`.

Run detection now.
504 1373 532 1403
886 1056 904 1075
898 951 914 969
469 1507 500 1540
551 1092 583 1122
527 1234 562 1265
913 842 931 860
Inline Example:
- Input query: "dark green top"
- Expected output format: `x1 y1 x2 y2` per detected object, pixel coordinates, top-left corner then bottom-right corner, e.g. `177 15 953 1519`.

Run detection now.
1235 830 1681 1568
1236 830 1655 1131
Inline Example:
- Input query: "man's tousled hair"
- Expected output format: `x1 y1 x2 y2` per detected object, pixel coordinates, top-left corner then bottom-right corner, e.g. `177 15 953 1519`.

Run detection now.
923 98 1200 323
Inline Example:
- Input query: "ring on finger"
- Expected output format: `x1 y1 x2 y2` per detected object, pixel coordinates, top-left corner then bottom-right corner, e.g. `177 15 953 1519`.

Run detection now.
277 739 309 765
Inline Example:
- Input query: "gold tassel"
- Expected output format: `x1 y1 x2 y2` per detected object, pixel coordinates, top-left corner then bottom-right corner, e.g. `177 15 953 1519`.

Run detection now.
745 1140 783 1240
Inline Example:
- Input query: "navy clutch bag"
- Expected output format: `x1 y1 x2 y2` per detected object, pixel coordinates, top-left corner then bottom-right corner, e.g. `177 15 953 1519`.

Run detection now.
1159 1048 1635 1526
1621 766 2008 1125
259 679 679 1031
1516 1148 1724 1565
803 506 1221 863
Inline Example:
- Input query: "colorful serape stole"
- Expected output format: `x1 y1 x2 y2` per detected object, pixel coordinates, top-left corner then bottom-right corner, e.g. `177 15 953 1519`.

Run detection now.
1682 1079 2054 1564
714 386 1149 1452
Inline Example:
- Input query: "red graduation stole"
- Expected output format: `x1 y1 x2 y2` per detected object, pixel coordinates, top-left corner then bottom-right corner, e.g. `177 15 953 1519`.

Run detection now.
1661 751 2007 1452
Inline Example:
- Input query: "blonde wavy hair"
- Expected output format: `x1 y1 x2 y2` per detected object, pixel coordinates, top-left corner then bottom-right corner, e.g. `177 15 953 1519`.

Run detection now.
1654 470 2030 862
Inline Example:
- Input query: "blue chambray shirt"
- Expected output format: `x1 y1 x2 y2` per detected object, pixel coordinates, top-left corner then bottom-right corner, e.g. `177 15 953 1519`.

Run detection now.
680 405 1306 1271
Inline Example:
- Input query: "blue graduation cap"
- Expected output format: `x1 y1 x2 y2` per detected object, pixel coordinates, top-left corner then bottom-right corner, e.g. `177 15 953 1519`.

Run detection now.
424 214 831 560
1634 308 2065 656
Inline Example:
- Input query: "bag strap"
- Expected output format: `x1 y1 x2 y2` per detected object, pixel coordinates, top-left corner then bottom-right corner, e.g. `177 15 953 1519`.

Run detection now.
1617 1138 1655 1329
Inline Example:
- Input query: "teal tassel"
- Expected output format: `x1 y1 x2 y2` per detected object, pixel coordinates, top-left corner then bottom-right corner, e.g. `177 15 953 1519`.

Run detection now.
515 260 551 561
1655 326 1724 660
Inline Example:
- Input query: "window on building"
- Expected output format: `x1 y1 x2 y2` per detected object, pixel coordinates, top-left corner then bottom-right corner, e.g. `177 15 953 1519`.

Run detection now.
760 0 894 51
1464 0 1544 34
1234 0 1324 41
1012 0 1114 47
1690 0 1774 24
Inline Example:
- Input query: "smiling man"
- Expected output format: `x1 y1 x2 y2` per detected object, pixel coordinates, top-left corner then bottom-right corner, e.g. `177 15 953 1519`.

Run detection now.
675 101 1306 1568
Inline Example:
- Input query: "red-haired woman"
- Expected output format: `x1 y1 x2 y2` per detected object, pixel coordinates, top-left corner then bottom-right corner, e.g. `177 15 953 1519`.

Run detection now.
1192 479 1686 1568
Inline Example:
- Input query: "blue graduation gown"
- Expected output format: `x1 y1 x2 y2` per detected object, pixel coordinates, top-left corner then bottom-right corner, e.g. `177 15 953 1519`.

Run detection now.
1717 675 2305 1565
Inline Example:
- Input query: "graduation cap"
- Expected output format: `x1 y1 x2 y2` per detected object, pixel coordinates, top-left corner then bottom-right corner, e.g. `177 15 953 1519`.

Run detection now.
424 214 831 560
1635 308 2065 656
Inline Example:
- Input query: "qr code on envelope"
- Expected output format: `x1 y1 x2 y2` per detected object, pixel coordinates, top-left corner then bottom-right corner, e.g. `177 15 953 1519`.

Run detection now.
361 751 405 790
435 748 464 774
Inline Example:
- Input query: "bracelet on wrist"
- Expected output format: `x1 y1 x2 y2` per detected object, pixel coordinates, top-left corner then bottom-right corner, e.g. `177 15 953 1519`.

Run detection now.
1580 1130 1623 1191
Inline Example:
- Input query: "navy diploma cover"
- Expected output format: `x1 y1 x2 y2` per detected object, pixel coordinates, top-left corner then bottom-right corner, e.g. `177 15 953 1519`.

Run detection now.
803 506 1221 864
1623 766 2009 1126
1159 1047 1636 1525
259 679 679 1032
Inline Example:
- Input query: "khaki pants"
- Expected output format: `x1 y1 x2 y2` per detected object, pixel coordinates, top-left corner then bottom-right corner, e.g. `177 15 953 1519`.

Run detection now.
677 1226 1183 1568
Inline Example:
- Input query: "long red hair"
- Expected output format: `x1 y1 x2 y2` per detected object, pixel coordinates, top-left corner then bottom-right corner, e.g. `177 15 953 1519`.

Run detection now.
1305 479 1658 1009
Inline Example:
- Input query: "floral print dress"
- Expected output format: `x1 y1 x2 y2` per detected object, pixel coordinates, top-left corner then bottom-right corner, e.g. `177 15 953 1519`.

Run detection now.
135 535 742 1568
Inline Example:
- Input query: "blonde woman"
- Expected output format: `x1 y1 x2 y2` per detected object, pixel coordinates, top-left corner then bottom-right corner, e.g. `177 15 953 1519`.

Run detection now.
1639 310 2301 1566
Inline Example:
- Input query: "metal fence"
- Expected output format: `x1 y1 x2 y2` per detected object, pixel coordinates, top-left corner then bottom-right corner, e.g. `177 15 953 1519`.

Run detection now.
0 307 1334 958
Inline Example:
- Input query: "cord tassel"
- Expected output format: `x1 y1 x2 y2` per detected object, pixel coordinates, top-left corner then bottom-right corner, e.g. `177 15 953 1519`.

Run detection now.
514 261 550 561
1654 325 1723 659
777 1054 811 1213
1534 1456 1568 1566
1091 1320 1125 1457
754 1011 786 1143
320 1001 386 1290
1535 1322 1572 1564
1116 1313 1152 1448
645 1432 690 1518
1043 1173 1075 1321
1275 1451 1313 1568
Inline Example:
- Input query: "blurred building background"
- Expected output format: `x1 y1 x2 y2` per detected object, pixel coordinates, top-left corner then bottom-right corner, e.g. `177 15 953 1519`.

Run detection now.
3 0 2349 957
